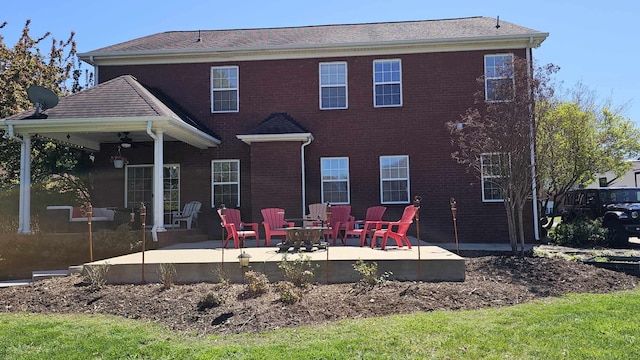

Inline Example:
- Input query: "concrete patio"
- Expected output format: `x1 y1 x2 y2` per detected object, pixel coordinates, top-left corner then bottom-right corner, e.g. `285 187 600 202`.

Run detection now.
86 237 467 284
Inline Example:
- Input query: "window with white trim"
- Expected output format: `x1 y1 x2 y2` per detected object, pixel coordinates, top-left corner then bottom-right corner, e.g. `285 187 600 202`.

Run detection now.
321 157 350 204
373 59 402 107
211 66 239 112
379 155 409 204
480 153 505 202
484 54 514 102
319 62 347 109
212 160 240 208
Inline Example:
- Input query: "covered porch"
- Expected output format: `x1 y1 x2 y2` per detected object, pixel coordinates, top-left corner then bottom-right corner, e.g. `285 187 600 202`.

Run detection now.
0 75 221 239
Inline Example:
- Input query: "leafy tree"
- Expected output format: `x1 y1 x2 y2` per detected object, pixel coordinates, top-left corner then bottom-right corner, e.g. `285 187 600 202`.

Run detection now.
536 86 640 222
0 20 94 215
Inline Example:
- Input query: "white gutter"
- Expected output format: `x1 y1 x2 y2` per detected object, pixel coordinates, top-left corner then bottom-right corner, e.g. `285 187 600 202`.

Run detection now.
300 136 313 216
1 116 220 150
527 38 540 241
236 133 313 145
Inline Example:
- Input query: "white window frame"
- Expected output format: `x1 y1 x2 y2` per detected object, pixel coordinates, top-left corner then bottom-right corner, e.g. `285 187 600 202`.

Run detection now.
484 54 514 102
320 157 350 204
319 62 348 110
211 66 239 113
211 159 240 208
379 155 410 204
373 59 403 108
480 153 505 202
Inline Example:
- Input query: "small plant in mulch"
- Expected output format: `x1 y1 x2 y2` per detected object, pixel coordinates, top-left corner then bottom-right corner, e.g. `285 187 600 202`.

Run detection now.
278 253 318 288
275 281 302 304
211 265 231 287
352 259 392 289
238 270 270 299
197 291 225 311
157 263 176 290
83 263 110 290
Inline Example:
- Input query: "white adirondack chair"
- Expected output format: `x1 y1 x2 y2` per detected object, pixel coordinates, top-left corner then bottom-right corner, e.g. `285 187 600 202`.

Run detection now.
172 201 201 229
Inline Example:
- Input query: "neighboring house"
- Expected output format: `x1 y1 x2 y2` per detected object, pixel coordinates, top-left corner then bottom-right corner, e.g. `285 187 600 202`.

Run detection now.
0 17 548 243
585 160 640 189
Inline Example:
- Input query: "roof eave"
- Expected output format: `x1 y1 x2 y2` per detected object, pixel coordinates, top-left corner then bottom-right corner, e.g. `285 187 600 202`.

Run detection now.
79 33 549 65
236 133 314 145
0 116 221 150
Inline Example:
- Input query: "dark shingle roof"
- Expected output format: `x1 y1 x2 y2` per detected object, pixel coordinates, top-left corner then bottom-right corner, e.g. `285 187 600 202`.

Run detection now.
82 17 545 55
4 75 177 120
246 113 309 135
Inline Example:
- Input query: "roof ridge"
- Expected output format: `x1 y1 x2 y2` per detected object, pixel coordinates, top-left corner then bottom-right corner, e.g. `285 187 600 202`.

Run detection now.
161 17 486 34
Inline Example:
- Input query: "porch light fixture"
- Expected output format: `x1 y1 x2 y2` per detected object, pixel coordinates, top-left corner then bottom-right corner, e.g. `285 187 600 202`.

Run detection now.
110 146 129 169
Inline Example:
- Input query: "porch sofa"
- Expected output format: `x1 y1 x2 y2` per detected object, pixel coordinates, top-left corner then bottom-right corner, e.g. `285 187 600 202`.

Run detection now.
46 205 116 222
43 205 116 232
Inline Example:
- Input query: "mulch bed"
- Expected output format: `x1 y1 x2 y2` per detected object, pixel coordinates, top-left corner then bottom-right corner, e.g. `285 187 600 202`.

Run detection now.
1 253 637 336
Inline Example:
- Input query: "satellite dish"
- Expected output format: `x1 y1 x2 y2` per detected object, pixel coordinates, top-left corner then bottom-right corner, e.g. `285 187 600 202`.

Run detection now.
27 86 59 116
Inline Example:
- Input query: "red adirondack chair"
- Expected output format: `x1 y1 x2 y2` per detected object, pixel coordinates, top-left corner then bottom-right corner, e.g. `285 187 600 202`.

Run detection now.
261 208 295 246
370 205 417 250
326 205 354 245
217 208 259 248
343 206 387 246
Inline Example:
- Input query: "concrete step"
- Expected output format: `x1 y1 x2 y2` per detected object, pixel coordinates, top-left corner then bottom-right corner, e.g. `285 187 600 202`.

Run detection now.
32 269 69 281
0 279 32 288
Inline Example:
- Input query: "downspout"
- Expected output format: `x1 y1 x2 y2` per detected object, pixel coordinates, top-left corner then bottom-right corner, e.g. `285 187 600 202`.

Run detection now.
8 125 25 233
301 136 313 216
527 37 540 241
146 121 159 242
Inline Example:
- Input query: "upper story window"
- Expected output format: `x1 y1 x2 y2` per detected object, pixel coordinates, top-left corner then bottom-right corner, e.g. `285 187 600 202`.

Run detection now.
380 155 410 204
211 66 239 113
321 157 350 204
319 62 348 110
373 59 402 107
484 54 514 102
211 160 240 208
480 153 505 202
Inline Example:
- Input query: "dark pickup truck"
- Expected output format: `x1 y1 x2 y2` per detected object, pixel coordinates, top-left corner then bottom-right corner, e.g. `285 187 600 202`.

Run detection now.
559 187 640 245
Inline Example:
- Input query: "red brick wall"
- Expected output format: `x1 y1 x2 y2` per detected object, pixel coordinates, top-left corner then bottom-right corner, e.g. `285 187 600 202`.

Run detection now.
95 48 536 243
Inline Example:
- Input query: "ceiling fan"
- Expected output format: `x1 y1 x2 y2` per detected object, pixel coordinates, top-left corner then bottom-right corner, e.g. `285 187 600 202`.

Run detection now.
118 132 134 148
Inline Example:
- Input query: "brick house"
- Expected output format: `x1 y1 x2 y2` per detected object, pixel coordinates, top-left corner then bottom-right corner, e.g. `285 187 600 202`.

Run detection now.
1 17 548 244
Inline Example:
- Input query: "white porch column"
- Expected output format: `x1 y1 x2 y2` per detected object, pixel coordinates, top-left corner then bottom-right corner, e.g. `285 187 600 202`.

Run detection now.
18 134 32 234
153 130 166 232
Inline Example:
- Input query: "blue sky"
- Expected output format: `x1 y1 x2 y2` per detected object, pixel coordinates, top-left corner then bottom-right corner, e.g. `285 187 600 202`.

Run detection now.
2 0 638 122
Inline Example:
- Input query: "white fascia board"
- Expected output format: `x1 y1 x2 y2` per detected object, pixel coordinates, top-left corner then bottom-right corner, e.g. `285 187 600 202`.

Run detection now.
79 34 549 66
2 116 220 150
236 133 313 145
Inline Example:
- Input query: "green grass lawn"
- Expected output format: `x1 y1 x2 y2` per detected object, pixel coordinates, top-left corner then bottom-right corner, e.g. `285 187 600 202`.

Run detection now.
1 288 639 359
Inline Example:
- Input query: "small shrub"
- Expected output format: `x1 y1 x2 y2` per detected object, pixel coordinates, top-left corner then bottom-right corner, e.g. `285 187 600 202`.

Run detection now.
243 270 269 297
275 281 302 304
352 259 392 287
197 291 225 311
157 263 177 289
211 265 230 287
278 253 318 288
84 263 110 290
550 218 608 247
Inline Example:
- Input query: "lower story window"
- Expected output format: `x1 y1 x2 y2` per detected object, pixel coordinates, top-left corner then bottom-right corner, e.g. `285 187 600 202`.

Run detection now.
321 157 350 204
481 153 505 202
380 155 410 204
212 160 240 208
